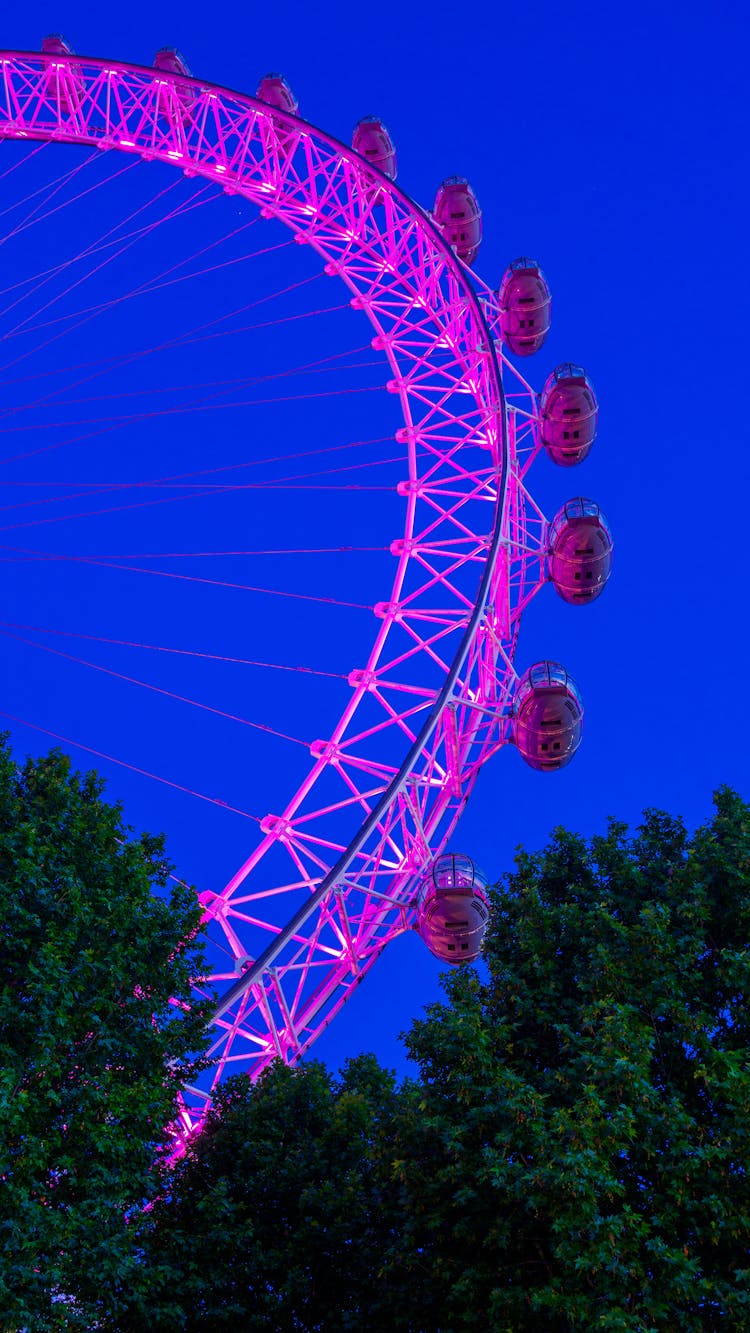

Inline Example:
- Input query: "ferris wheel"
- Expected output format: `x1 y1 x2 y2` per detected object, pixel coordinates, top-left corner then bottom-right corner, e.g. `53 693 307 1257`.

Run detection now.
0 38 613 1145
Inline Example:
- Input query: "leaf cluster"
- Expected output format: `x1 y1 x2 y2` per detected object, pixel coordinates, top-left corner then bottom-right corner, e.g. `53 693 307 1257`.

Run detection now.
392 789 750 1330
5 747 750 1332
0 739 209 1330
134 1055 402 1331
138 789 750 1332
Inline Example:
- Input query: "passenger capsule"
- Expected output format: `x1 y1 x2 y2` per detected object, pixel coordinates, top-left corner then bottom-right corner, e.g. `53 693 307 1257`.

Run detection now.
41 32 75 57
432 177 482 265
539 363 598 466
352 116 397 180
547 498 613 604
497 258 551 357
41 34 83 115
512 661 583 771
417 852 490 964
256 73 299 116
153 47 192 77
153 48 196 123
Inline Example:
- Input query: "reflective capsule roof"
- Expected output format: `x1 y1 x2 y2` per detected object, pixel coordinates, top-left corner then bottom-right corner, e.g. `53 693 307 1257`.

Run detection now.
562 497 604 521
509 256 543 273
520 661 583 705
429 851 488 890
553 362 587 383
42 34 75 54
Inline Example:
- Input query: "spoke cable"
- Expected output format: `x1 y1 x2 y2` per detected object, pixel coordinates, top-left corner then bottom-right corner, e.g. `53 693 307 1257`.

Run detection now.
0 619 348 678
0 140 413 837
0 352 380 436
0 707 261 822
0 172 208 327
0 275 330 464
0 448 403 533
0 298 349 393
0 542 375 609
0 627 313 749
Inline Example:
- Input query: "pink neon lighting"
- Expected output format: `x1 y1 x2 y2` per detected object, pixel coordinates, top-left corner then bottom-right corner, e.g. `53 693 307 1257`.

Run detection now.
0 49 609 1151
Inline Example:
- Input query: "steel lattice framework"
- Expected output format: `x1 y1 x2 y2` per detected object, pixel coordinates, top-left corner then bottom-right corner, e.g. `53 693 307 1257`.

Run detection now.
0 51 552 1142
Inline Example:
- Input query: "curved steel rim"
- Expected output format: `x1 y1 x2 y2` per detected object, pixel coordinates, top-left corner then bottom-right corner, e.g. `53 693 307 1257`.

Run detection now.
0 53 511 1131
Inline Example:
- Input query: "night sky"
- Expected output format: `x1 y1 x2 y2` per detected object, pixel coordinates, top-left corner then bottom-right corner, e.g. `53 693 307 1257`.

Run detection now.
1 0 747 1078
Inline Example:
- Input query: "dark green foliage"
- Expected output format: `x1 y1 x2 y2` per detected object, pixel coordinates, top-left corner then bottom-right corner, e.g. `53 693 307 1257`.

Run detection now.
0 739 208 1331
135 1055 401 1331
140 789 750 1332
389 788 750 1330
6 755 748 1331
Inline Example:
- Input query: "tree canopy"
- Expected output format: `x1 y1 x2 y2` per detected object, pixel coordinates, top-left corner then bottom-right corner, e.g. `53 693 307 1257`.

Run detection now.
136 788 750 1332
135 1055 402 1331
387 788 750 1330
3 742 749 1331
0 739 208 1331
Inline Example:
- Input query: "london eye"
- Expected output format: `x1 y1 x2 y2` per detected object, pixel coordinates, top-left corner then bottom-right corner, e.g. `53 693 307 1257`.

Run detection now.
0 39 612 1147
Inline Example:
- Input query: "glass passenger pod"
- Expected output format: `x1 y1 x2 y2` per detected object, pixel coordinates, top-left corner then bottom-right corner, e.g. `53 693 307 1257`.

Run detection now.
432 176 482 266
41 33 76 57
539 363 599 466
153 48 196 125
547 498 613 604
256 74 299 152
497 257 551 357
416 853 490 964
153 47 193 77
512 661 583 771
256 73 299 115
352 116 397 180
41 34 84 116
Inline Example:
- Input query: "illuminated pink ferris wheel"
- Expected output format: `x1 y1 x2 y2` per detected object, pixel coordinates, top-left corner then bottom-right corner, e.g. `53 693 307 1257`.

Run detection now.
0 39 613 1142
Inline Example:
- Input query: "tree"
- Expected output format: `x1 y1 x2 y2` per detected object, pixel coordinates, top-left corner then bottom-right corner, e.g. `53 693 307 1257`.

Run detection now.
0 739 208 1331
133 1054 402 1331
138 790 750 1332
388 788 750 1331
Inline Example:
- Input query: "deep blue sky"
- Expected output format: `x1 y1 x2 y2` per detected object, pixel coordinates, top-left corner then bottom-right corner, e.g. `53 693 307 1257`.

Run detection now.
2 1 748 1078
